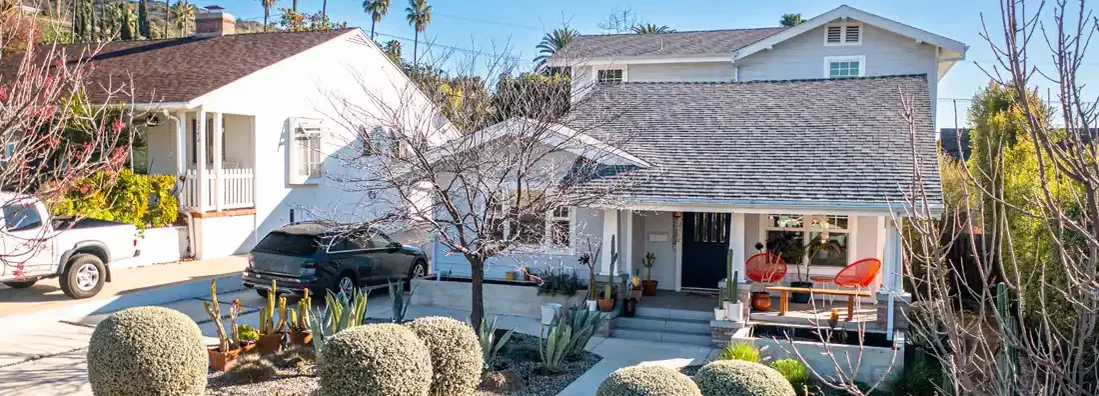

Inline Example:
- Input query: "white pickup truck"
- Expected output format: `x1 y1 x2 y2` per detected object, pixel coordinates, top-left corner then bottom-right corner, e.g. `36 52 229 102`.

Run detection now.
0 193 139 299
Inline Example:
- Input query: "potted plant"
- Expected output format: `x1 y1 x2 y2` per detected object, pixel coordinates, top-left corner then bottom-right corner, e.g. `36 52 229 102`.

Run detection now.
597 236 619 312
203 280 241 371
226 298 250 351
288 288 312 345
257 280 288 355
750 242 775 311
521 266 532 282
505 270 519 281
640 252 658 296
723 248 744 322
629 270 643 302
237 324 260 353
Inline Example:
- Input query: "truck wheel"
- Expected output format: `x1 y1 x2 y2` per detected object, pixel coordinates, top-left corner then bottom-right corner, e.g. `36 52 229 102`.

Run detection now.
60 254 106 299
3 279 37 288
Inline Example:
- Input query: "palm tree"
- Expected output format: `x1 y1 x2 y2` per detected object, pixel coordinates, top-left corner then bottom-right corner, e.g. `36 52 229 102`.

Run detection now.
165 0 171 38
631 23 672 34
321 0 328 19
261 0 276 31
382 39 401 64
363 0 391 39
172 0 194 36
780 13 804 28
405 0 431 64
533 27 579 71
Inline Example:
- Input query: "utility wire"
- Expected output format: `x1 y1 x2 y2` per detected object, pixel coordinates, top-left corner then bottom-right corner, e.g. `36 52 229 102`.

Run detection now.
372 31 525 61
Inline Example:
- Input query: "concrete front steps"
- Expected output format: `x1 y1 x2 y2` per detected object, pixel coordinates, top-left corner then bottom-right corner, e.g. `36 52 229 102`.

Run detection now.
611 306 714 347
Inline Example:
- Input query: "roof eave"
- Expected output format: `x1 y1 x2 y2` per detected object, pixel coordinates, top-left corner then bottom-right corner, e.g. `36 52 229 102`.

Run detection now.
548 54 732 67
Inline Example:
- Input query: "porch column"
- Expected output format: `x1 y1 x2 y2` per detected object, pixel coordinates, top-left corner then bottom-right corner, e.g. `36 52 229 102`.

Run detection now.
600 209 619 278
879 216 910 339
174 110 186 175
195 107 208 213
881 218 903 293
212 112 223 211
729 212 746 282
622 210 634 279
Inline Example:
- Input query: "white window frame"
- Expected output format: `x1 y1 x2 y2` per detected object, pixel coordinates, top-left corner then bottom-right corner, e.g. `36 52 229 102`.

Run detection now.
762 214 855 269
823 22 863 46
488 198 574 252
289 118 324 185
595 67 627 83
823 55 866 78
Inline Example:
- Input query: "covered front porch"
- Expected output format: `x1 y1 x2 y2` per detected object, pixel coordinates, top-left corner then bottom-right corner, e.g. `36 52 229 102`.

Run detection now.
142 108 256 213
590 204 909 337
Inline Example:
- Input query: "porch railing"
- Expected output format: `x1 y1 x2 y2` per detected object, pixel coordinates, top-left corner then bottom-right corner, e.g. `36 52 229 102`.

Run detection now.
181 168 254 211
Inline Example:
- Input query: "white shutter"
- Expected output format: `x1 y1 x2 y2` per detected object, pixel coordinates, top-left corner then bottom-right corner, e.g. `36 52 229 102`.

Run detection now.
845 25 861 43
826 26 843 43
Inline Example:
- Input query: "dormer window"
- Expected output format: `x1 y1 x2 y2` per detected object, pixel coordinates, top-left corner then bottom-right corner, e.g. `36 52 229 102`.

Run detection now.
824 56 866 78
597 69 625 83
825 22 862 46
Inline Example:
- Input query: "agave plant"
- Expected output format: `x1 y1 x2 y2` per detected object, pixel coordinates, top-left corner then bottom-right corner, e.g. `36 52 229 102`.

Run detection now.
387 279 413 322
539 316 573 372
479 316 514 369
306 288 369 353
565 306 602 357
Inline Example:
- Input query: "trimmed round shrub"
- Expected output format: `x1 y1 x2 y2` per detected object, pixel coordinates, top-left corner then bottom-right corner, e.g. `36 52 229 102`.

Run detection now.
769 359 810 391
406 316 484 396
87 306 207 396
695 360 795 396
317 323 432 396
596 365 702 396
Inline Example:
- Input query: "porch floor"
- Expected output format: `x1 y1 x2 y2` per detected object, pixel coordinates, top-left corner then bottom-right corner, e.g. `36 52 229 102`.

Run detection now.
751 297 882 332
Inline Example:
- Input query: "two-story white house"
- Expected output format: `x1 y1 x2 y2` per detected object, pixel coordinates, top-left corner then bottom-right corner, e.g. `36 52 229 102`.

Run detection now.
429 5 966 342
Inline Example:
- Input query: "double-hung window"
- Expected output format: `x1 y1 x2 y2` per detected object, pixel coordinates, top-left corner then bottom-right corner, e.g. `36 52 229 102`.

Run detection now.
764 214 851 267
488 195 573 249
824 55 866 78
289 118 324 184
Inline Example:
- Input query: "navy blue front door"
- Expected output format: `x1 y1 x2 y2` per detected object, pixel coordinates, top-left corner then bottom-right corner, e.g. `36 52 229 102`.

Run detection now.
682 212 730 289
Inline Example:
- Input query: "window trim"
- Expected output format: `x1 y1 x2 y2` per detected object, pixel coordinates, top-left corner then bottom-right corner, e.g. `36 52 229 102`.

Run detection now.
823 55 866 78
489 199 574 251
823 22 863 46
762 214 855 268
289 118 325 185
595 66 627 83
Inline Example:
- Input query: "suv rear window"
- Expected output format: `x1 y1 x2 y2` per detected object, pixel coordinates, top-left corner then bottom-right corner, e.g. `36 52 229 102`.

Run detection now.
254 232 320 255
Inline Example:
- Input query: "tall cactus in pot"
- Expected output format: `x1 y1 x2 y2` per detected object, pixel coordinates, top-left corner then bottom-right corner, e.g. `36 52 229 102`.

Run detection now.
598 235 618 312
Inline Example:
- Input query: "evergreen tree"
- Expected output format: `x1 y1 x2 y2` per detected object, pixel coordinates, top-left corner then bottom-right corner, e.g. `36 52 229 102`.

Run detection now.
138 0 151 39
120 3 137 40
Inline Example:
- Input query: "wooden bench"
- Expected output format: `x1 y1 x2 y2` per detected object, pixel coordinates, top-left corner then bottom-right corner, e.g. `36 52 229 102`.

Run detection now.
764 286 872 320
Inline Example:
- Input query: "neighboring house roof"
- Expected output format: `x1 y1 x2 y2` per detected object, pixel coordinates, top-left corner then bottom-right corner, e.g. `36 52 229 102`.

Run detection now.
554 27 784 60
567 75 941 209
0 29 354 105
939 128 971 160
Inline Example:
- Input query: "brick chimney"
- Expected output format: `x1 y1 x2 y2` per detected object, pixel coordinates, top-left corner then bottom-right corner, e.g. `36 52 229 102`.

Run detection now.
195 6 236 38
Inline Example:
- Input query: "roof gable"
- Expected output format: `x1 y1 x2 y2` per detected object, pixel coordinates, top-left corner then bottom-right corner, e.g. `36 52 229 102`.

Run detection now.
733 6 967 63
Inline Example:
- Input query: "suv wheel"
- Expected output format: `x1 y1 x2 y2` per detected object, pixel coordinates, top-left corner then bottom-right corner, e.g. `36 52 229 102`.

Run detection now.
60 253 106 299
334 273 357 297
3 279 37 288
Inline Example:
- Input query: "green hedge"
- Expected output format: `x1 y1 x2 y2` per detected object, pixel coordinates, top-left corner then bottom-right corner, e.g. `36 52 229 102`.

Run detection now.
51 169 178 231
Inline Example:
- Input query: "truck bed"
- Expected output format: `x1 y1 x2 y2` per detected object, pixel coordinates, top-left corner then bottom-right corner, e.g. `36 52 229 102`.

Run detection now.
51 216 131 231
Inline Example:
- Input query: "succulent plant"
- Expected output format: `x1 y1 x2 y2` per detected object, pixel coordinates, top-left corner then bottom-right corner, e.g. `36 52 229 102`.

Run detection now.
87 306 207 395
238 324 260 342
202 279 231 352
695 359 796 396
223 354 277 384
406 316 483 396
478 316 514 369
307 287 369 353
316 323 432 396
596 365 701 396
290 288 312 331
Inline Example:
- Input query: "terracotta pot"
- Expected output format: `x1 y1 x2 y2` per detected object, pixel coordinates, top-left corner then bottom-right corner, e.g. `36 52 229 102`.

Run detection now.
289 330 313 346
751 291 772 311
597 298 615 312
208 347 241 371
641 280 659 296
239 341 257 354
257 332 285 355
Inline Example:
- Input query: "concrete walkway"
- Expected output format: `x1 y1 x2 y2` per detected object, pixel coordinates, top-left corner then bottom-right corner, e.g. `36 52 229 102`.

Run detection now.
558 337 721 395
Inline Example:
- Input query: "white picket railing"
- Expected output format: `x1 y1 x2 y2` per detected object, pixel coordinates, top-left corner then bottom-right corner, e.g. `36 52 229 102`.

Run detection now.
181 168 254 211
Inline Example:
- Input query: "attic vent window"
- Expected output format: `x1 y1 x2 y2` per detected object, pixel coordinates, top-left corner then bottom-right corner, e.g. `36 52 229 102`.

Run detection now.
825 22 862 46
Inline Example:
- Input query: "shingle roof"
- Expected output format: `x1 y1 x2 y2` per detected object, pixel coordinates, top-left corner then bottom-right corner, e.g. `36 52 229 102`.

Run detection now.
567 75 942 208
554 27 784 59
0 29 354 104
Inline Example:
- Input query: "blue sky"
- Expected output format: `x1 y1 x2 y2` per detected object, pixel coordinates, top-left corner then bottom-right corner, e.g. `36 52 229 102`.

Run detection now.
215 0 1090 128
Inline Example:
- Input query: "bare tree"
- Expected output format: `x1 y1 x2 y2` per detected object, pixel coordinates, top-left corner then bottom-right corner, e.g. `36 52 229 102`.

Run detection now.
319 52 651 330
900 1 1099 394
0 15 137 274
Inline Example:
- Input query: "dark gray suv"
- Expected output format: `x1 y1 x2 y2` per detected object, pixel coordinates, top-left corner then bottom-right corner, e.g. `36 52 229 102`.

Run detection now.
242 222 428 297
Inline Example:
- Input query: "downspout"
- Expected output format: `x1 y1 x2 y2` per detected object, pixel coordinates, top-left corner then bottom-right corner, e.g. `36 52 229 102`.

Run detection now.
163 110 197 259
